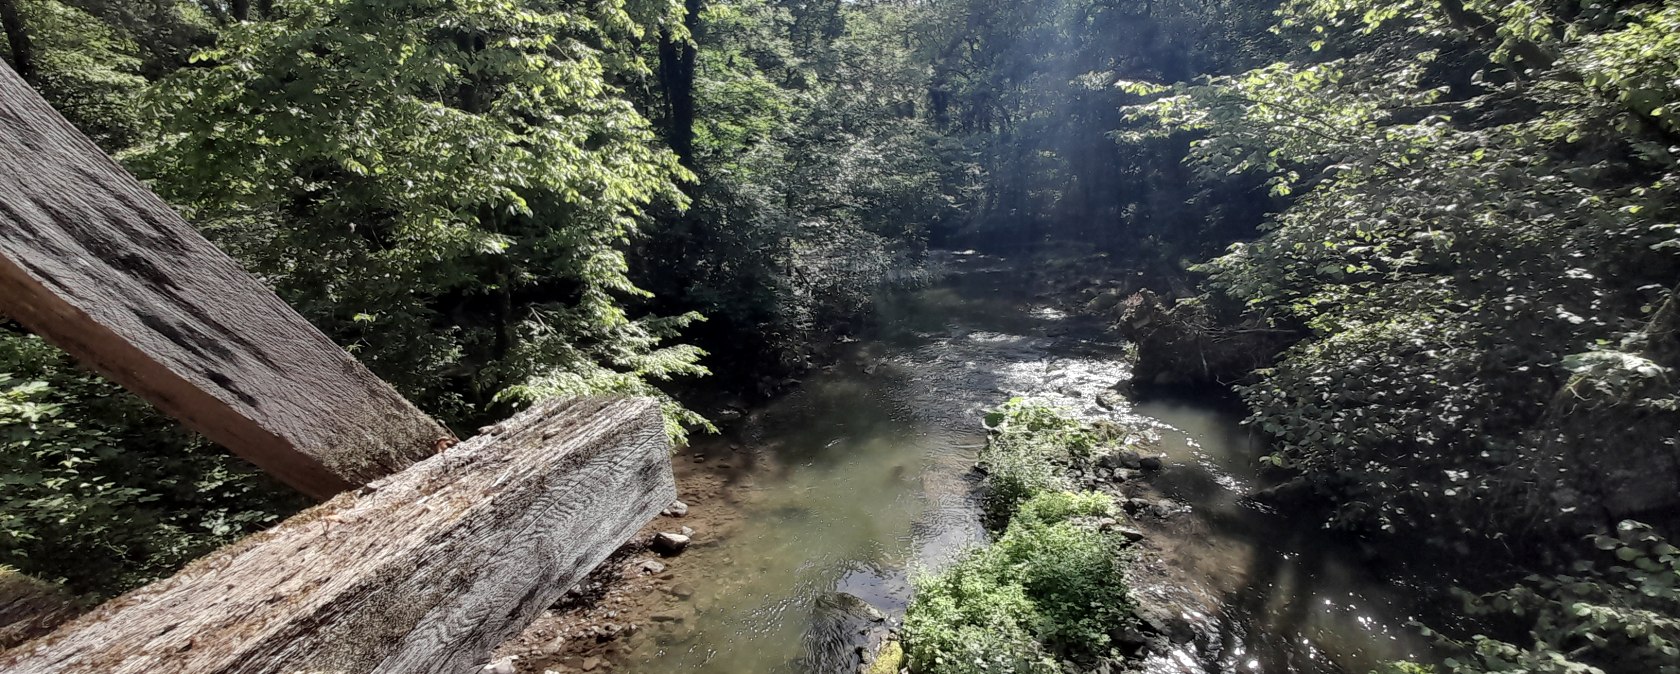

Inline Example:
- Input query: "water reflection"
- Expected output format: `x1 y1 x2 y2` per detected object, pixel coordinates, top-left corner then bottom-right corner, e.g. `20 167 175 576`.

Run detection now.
1133 400 1437 674
624 255 1435 673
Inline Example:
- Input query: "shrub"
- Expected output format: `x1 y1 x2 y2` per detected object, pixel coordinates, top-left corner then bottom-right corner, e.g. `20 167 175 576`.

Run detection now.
905 491 1134 674
978 398 1125 523
1424 522 1680 674
0 331 302 597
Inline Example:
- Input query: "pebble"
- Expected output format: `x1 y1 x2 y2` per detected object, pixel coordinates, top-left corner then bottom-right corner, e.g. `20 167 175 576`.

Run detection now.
482 656 517 674
580 656 603 671
636 559 667 574
669 583 695 599
679 526 694 537
650 532 691 556
662 500 690 517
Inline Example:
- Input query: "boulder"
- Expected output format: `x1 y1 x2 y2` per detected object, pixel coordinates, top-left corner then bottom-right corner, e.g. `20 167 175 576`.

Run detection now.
1086 288 1127 314
1095 390 1125 411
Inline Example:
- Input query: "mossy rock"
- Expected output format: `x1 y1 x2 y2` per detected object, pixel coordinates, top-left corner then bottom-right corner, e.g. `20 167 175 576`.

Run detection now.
865 639 905 674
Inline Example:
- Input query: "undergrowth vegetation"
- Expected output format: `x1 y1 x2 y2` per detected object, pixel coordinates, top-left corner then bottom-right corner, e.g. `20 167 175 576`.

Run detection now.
0 330 302 596
1398 522 1680 674
906 401 1137 673
977 397 1125 524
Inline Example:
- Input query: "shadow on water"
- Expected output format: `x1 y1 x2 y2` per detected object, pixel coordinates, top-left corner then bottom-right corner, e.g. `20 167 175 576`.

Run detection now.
1133 399 1439 674
625 253 1438 673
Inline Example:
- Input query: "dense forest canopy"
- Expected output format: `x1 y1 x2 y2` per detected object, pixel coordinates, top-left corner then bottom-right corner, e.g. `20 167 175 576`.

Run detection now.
3 0 1678 672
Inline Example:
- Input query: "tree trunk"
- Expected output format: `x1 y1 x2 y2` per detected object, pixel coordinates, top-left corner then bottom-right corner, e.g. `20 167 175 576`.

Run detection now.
0 0 33 84
659 0 702 169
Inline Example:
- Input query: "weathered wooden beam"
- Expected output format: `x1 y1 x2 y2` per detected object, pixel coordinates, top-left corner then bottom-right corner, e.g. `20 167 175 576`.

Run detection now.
0 61 448 499
0 397 675 674
0 569 80 652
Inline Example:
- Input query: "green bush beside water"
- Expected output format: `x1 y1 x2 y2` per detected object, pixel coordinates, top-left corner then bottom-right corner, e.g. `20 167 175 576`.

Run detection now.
905 401 1138 674
1378 521 1680 674
977 398 1125 525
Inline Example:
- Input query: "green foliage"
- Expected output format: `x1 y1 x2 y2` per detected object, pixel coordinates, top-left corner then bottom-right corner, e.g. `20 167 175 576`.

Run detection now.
905 491 1133 674
978 398 1124 522
637 0 954 371
909 0 1277 259
130 0 708 435
1014 489 1115 527
908 403 1135 672
0 331 301 597
1392 522 1680 674
2 0 148 149
1121 0 1680 539
1118 2 1680 668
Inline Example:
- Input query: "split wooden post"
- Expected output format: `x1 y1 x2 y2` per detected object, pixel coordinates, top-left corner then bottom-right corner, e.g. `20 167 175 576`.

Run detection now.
0 62 447 499
0 398 675 674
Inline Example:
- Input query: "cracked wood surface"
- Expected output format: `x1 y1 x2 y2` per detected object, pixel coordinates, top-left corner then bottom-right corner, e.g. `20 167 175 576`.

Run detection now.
0 61 446 499
0 570 79 651
0 397 675 674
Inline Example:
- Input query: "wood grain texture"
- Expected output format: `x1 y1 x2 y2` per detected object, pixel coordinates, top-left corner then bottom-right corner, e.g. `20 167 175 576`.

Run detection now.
0 62 447 498
0 570 80 651
0 397 675 674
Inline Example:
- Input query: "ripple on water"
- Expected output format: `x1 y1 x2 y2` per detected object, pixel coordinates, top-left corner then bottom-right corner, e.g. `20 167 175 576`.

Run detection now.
625 255 1436 674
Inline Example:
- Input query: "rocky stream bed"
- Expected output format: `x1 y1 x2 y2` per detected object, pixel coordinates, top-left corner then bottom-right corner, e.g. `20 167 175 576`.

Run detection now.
487 252 1439 674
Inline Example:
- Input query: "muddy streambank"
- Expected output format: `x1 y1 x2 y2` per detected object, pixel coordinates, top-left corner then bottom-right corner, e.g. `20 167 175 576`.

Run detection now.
494 252 1440 673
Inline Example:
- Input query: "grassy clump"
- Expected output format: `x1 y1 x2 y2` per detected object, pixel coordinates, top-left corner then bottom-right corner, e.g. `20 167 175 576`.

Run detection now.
905 490 1135 673
978 398 1124 524
908 400 1139 674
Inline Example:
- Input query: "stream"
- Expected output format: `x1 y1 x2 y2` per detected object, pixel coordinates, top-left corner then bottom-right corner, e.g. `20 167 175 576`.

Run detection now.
623 252 1439 673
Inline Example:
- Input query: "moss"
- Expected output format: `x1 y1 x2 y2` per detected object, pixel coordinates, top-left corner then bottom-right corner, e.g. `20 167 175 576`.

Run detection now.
866 639 905 674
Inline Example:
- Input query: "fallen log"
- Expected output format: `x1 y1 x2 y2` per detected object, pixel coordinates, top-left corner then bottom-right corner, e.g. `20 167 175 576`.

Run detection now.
0 397 674 674
0 569 81 651
0 61 446 499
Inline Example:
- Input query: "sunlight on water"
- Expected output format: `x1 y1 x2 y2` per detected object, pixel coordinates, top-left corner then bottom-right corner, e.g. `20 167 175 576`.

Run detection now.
624 255 1435 674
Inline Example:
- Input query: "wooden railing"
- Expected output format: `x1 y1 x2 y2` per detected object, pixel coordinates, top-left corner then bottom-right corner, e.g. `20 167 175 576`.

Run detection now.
0 60 674 672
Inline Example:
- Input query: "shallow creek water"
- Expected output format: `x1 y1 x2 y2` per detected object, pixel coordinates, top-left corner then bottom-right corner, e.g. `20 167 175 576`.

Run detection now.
624 253 1438 673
